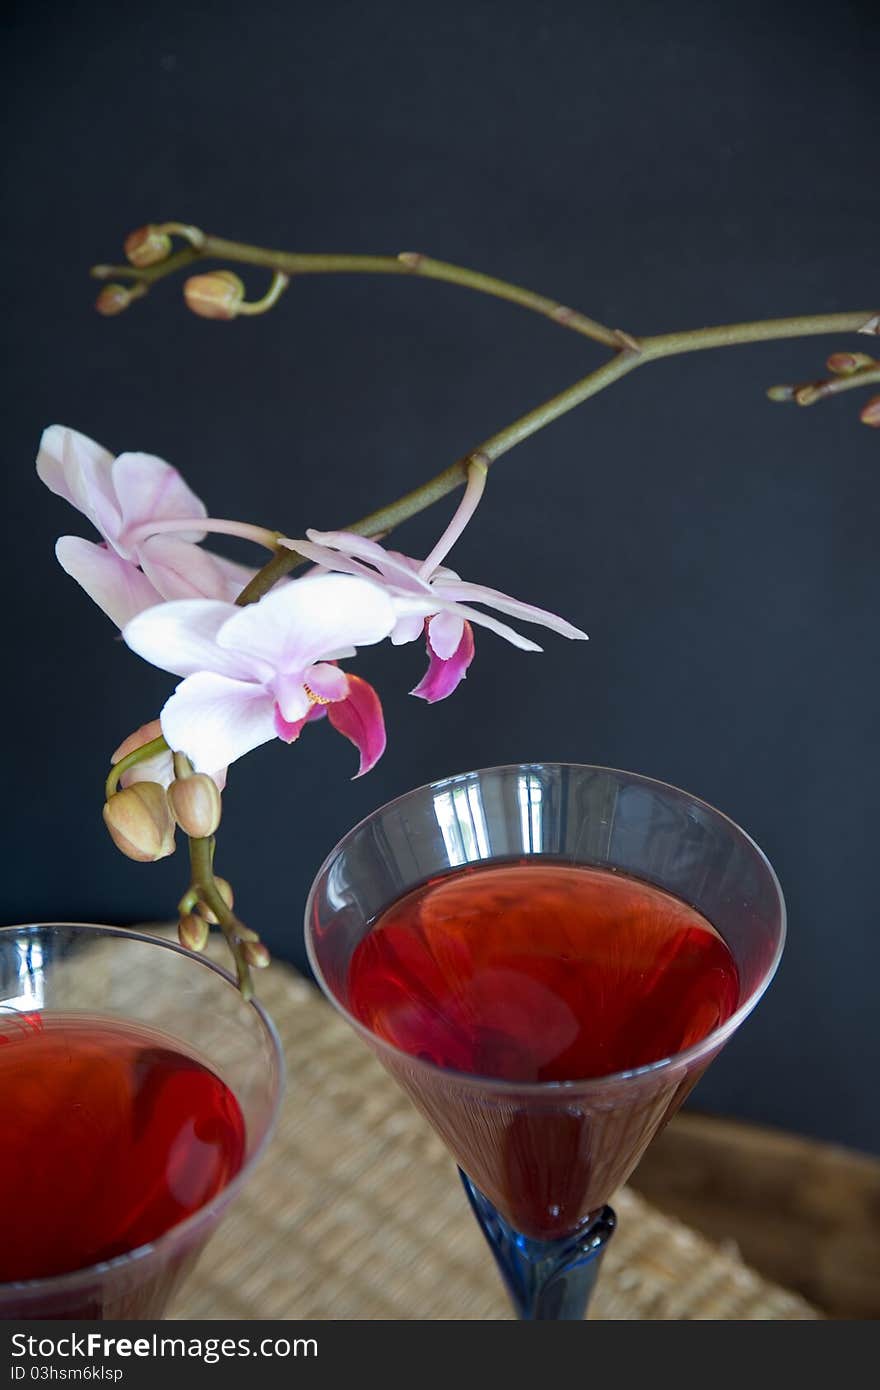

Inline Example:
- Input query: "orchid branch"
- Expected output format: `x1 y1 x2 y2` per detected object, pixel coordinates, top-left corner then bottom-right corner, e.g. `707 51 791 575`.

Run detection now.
769 363 880 407
85 223 877 990
187 834 259 999
92 229 623 347
234 311 876 608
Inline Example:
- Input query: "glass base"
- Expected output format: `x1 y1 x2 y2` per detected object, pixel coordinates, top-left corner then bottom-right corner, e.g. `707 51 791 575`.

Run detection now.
460 1170 616 1320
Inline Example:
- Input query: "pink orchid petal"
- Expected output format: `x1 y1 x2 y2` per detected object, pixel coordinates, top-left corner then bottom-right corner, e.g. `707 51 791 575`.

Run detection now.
272 673 313 724
326 673 387 776
209 552 260 602
217 573 395 673
306 662 350 702
113 452 207 555
286 537 378 581
305 530 432 590
124 599 269 681
427 609 465 660
411 621 475 703
433 578 588 641
273 706 309 743
160 673 276 771
55 536 164 628
273 700 328 742
38 426 122 542
139 535 241 602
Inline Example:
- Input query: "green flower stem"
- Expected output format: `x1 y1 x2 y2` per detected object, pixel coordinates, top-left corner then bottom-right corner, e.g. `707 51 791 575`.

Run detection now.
105 734 169 800
188 834 255 998
91 226 875 612
92 235 622 348
235 307 876 608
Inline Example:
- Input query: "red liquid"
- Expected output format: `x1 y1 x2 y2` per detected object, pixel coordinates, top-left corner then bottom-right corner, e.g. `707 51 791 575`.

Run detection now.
0 1013 245 1303
347 862 740 1238
348 862 739 1083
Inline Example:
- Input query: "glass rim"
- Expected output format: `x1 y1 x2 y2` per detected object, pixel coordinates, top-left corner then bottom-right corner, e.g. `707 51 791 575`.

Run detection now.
0 920 285 1299
304 760 787 1098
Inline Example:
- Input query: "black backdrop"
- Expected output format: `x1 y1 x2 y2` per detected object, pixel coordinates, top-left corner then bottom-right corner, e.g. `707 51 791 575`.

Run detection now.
4 0 878 1150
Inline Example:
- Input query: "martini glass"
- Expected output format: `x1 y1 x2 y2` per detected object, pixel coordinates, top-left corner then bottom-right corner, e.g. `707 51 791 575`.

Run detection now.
306 763 785 1320
0 923 283 1320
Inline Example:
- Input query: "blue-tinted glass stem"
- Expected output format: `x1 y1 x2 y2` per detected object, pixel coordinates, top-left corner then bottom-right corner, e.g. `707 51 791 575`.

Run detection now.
460 1170 616 1320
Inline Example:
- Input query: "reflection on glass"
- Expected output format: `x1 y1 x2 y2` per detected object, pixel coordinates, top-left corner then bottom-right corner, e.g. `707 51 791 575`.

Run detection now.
1 937 45 1013
433 784 490 865
518 772 544 853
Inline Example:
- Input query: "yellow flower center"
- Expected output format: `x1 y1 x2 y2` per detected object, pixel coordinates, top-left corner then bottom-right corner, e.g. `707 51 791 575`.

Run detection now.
304 683 332 706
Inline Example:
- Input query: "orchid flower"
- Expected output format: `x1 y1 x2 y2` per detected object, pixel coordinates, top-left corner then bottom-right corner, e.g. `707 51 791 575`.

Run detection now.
37 425 270 627
288 466 588 702
122 573 397 776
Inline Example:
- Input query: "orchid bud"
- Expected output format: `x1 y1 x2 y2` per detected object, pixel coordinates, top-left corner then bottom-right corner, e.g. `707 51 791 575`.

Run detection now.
860 395 880 428
95 284 134 317
124 225 172 268
767 384 796 402
826 352 875 377
183 271 245 321
794 383 822 406
102 783 175 862
112 718 164 765
195 876 234 923
178 912 210 953
241 940 271 970
168 773 222 838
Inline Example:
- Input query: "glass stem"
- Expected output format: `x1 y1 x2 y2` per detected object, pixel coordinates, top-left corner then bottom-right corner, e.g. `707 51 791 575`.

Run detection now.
460 1170 616 1320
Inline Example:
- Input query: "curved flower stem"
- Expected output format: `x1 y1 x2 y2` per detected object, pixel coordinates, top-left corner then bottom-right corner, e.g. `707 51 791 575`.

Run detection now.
418 456 488 577
105 734 169 800
127 515 281 550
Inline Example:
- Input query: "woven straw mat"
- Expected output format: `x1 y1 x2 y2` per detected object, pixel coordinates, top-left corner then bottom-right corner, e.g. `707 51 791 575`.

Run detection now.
160 950 817 1321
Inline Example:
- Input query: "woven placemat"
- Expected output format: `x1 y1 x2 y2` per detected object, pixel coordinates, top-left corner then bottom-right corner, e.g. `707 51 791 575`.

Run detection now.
165 955 817 1321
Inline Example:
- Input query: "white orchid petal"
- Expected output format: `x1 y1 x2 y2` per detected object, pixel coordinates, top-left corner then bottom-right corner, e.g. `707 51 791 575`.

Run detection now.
305 530 431 589
160 673 277 772
120 748 176 789
272 673 312 723
390 611 426 645
55 537 163 628
208 552 260 602
217 573 395 672
124 599 268 680
433 598 543 652
427 609 465 660
113 452 207 553
138 535 243 603
38 426 121 543
432 578 588 640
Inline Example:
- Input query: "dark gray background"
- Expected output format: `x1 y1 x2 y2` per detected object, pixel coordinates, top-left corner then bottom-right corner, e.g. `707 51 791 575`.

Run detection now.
4 1 878 1149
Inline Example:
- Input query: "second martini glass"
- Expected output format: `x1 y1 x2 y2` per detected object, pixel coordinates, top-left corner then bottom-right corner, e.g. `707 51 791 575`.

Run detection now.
306 763 785 1320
